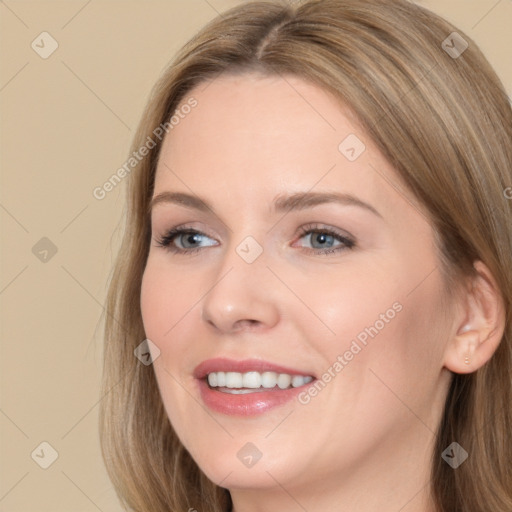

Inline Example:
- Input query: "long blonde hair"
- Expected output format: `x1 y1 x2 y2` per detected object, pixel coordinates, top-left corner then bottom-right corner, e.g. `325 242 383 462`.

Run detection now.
99 1 512 510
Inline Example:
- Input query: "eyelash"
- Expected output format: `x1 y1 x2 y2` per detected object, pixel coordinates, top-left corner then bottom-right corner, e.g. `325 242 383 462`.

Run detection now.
154 223 355 256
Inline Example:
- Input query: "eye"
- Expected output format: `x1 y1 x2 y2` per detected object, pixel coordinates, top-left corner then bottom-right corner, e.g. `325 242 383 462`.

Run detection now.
294 223 355 255
154 226 218 254
154 223 355 256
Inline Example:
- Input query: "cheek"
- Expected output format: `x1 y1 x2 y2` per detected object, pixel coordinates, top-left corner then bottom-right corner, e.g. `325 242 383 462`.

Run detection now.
140 259 209 378
140 262 199 443
140 259 200 340
140 266 168 342
335 274 449 417
300 257 447 403
289 261 403 351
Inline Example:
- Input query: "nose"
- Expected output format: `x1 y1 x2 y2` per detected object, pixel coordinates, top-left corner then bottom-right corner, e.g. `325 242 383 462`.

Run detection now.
200 242 280 334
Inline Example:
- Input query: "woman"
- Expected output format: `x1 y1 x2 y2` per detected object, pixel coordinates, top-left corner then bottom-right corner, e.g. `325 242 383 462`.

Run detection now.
99 0 512 511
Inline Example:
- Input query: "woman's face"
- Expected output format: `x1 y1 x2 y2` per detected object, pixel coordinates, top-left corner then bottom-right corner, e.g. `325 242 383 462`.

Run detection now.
140 72 454 499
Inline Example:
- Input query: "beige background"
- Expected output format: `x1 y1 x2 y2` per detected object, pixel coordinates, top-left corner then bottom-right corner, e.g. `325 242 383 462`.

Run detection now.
1 1 510 510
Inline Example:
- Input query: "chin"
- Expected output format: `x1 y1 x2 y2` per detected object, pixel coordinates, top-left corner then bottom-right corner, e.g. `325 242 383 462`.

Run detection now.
186 442 301 490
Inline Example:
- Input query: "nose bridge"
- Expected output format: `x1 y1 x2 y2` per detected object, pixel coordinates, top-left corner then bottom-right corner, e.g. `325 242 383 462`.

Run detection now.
200 234 279 332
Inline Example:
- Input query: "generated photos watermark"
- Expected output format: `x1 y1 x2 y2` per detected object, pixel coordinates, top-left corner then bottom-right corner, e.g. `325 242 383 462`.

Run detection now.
298 301 403 404
93 96 198 200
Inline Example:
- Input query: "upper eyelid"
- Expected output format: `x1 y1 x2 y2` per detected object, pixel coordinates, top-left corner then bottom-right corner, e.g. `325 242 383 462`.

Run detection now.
159 224 354 246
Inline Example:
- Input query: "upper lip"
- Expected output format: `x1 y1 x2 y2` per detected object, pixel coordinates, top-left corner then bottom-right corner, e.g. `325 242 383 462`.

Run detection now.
193 358 315 380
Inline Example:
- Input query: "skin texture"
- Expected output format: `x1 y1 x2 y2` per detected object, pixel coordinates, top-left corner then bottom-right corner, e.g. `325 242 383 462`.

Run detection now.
140 72 504 512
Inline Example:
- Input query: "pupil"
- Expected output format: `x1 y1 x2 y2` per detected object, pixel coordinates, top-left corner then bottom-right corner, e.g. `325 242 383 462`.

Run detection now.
186 233 200 246
315 233 332 246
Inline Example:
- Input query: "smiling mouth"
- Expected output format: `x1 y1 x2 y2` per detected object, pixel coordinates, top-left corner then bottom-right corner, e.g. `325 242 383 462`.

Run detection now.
206 370 314 393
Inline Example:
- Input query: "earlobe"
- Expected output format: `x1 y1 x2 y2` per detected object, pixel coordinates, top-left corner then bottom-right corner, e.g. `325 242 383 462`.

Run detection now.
443 260 506 375
446 330 478 374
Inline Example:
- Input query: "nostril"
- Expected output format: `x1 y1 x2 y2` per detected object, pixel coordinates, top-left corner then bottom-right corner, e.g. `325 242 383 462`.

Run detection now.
234 319 259 330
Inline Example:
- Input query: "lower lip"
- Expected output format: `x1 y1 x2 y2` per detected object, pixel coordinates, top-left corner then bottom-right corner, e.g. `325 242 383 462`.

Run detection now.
196 378 314 416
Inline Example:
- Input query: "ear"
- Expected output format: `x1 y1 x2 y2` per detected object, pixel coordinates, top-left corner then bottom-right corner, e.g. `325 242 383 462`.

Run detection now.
443 260 506 374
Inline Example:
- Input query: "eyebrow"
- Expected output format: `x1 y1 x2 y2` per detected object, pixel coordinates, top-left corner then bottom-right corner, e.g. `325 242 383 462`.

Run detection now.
149 190 382 219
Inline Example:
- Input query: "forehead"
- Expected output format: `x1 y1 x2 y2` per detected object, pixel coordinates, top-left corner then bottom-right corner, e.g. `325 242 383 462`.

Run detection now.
157 72 369 184
152 72 425 227
164 71 359 154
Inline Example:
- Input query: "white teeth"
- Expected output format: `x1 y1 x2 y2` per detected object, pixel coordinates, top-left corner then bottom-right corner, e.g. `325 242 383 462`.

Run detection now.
207 372 217 387
225 372 243 388
242 371 262 388
206 371 313 390
261 371 278 388
277 373 291 389
216 371 226 387
291 375 309 387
